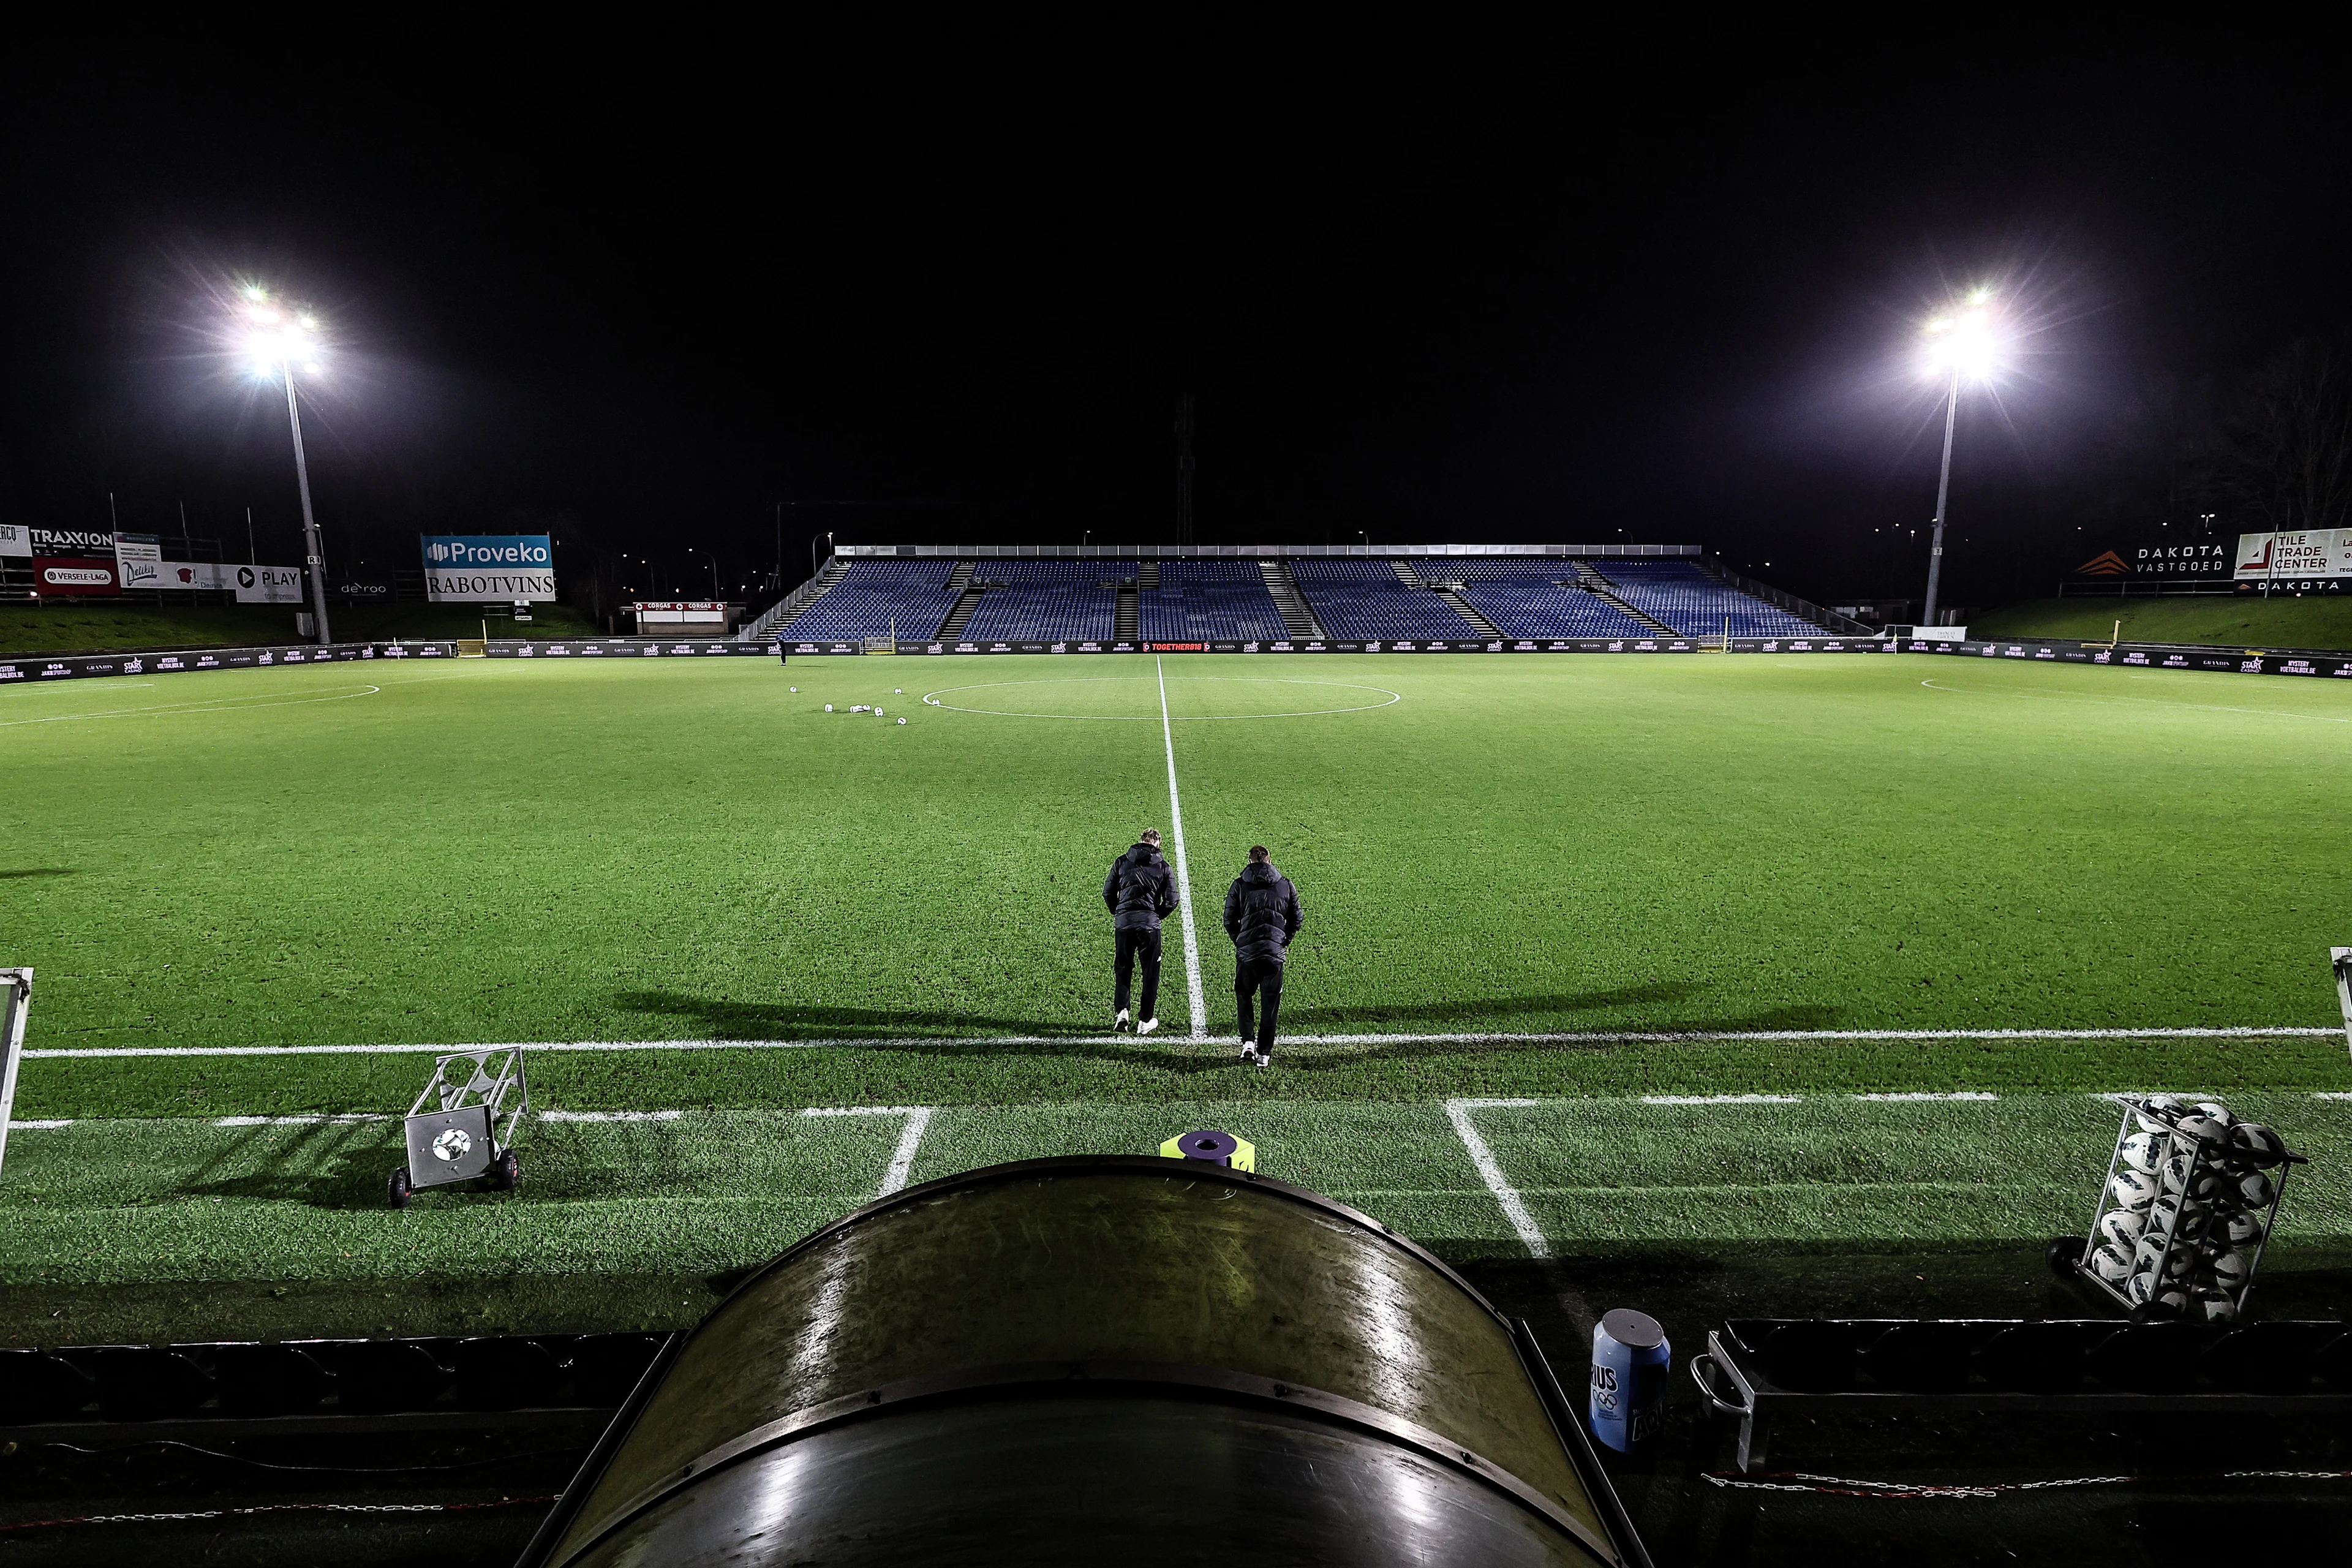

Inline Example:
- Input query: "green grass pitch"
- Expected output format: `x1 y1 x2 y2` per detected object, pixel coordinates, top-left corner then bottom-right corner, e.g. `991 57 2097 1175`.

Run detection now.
4 651 2350 1303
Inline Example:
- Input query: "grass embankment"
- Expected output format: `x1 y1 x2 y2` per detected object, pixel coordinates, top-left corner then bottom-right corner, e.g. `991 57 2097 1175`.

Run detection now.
0 601 597 656
1973 595 2352 650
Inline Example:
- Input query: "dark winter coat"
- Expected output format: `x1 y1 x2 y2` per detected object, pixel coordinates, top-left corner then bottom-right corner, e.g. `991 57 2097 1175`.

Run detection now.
1103 843 1178 931
1223 862 1302 963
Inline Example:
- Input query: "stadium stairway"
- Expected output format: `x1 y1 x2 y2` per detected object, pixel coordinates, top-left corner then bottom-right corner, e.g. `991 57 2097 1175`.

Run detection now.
1116 583 1139 640
738 557 846 641
937 564 982 639
1569 561 1676 635
1390 560 1419 586
1433 584 1501 636
1260 561 1324 638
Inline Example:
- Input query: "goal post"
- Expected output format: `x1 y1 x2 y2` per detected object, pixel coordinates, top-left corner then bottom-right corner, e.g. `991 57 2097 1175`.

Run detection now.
0 968 29 1182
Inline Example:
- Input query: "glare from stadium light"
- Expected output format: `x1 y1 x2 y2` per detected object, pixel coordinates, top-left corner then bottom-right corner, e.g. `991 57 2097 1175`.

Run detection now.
1922 296 2003 382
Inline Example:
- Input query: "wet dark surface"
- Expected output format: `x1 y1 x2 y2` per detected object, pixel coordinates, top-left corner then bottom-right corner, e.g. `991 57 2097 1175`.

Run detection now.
4 1244 2346 1564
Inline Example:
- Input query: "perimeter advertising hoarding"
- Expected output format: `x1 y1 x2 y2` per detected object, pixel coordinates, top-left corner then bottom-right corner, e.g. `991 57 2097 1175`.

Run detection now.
113 532 164 588
234 565 306 603
25 526 121 595
2236 529 2352 582
420 535 556 602
0 523 30 557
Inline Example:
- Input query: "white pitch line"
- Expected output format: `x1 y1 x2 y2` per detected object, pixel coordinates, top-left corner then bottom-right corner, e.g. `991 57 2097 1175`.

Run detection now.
536 1109 684 1123
21 1025 2340 1061
1444 1098 1548 1260
213 1113 386 1126
1156 655 1208 1039
801 1104 935 1197
1853 1091 2000 1102
1642 1093 1803 1105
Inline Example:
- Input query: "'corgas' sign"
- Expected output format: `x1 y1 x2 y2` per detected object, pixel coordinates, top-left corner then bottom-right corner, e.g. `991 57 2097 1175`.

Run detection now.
419 534 556 603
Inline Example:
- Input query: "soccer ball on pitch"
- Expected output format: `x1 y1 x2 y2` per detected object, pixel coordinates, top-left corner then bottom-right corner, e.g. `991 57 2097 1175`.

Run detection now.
790 685 798 692
2117 1131 2166 1174
897 717 907 725
894 688 902 693
824 704 834 712
2097 1208 2146 1250
2109 1168 2160 1211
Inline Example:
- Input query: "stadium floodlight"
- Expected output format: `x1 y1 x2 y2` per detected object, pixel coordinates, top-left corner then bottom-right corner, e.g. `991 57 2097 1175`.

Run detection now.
238 287 334 647
1917 290 2005 627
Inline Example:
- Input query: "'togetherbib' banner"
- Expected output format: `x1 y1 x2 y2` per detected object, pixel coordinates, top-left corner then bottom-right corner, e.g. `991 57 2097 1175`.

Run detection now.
420 535 556 602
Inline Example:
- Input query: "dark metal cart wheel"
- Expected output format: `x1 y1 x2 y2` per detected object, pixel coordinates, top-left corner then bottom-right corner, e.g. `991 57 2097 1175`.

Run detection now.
2046 1235 2086 1277
490 1150 520 1191
389 1167 413 1208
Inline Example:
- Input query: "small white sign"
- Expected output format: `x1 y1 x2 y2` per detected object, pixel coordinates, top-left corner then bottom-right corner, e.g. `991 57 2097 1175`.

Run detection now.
234 564 306 604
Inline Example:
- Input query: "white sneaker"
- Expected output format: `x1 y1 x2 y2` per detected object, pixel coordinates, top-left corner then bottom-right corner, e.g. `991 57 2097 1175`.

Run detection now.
1137 1017 1160 1035
1253 1051 1273 1069
1238 1040 1255 1061
1114 1009 1132 1033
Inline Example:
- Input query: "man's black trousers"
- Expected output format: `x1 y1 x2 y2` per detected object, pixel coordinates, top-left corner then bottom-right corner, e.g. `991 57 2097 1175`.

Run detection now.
1235 956 1284 1055
1114 927 1162 1021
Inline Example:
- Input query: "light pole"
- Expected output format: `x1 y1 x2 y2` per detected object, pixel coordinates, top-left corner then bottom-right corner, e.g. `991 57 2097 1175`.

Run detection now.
1918 292 2003 628
238 287 333 646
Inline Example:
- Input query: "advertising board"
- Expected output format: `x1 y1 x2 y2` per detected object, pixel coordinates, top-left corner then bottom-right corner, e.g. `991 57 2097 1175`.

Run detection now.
420 535 556 602
233 564 306 603
0 524 30 558
2236 530 2352 582
2070 539 2234 583
113 532 164 588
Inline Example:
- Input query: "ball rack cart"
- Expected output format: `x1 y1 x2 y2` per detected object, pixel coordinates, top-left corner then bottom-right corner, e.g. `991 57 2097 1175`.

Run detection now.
2053 1094 2303 1321
390 1047 528 1208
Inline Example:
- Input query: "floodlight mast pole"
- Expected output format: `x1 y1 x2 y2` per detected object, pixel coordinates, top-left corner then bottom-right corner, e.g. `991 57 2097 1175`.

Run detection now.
281 368 333 646
1921 366 1960 627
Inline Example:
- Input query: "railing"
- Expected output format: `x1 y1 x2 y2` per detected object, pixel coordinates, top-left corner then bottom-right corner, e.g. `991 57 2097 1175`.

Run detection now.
1699 557 1872 635
737 558 845 641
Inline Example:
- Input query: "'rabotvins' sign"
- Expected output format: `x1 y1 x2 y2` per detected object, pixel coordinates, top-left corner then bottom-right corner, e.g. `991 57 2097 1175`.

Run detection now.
420 535 556 602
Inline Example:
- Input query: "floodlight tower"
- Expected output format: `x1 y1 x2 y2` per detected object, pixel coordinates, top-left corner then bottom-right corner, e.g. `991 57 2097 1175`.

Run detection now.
239 287 333 646
1918 290 2003 627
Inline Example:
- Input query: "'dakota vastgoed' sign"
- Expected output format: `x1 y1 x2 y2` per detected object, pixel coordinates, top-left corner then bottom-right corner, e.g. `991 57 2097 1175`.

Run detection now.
420 534 556 602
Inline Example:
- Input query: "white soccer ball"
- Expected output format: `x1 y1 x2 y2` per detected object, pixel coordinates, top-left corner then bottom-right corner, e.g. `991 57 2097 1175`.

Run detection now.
2192 1100 2235 1129
875 708 884 716
2160 1152 2224 1202
790 685 798 692
2097 1208 2146 1250
2117 1131 2166 1174
2134 1236 2193 1281
2230 1169 2277 1210
824 704 834 712
2089 1242 2136 1283
2147 1193 2206 1240
2222 1209 2266 1247
2191 1288 2238 1324
2127 1272 2192 1314
2136 1093 2187 1133
2228 1122 2285 1167
2209 1248 2254 1289
894 688 902 693
2174 1113 2227 1152
897 717 907 725
2109 1168 2160 1211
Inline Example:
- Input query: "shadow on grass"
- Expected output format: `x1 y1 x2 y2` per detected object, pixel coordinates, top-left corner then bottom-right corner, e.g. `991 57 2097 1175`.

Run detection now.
1280 979 1708 1029
1282 1003 1849 1071
1 867 75 879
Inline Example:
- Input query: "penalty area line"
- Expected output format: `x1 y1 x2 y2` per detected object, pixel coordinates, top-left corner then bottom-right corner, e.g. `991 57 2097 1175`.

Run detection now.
24 1025 2340 1060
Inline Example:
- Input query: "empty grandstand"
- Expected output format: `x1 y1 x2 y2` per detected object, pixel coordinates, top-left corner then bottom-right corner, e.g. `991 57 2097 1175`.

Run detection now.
778 558 960 641
777 546 1854 645
1136 560 1290 642
1287 559 1479 639
1587 559 1826 638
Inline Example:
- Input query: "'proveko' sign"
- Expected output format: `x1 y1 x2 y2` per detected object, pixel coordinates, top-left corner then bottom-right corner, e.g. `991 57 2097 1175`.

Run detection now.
420 535 556 603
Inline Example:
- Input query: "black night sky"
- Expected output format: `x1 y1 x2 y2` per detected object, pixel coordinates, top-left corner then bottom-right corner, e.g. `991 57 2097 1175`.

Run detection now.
6 45 2350 611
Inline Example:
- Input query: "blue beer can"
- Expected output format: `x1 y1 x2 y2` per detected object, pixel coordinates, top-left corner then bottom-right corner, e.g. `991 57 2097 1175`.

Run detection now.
1589 1307 1670 1453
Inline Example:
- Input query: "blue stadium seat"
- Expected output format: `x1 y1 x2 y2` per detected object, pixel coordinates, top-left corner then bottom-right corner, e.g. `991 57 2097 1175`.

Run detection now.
782 560 959 640
1138 561 1288 642
1289 560 1477 639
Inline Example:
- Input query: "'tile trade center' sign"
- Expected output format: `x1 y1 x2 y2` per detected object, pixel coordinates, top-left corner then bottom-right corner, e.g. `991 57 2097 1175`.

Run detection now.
420 535 556 603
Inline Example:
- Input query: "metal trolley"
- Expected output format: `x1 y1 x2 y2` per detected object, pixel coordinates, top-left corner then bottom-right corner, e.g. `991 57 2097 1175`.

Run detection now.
2051 1093 2304 1322
390 1047 528 1208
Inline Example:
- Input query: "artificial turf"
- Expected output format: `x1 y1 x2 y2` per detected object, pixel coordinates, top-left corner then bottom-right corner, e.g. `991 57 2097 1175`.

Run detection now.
4 650 2351 1302
0 599 596 656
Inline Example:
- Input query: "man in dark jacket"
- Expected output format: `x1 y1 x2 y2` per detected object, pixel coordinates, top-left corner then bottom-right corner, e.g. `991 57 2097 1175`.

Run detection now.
1102 829 1178 1034
1223 845 1302 1067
